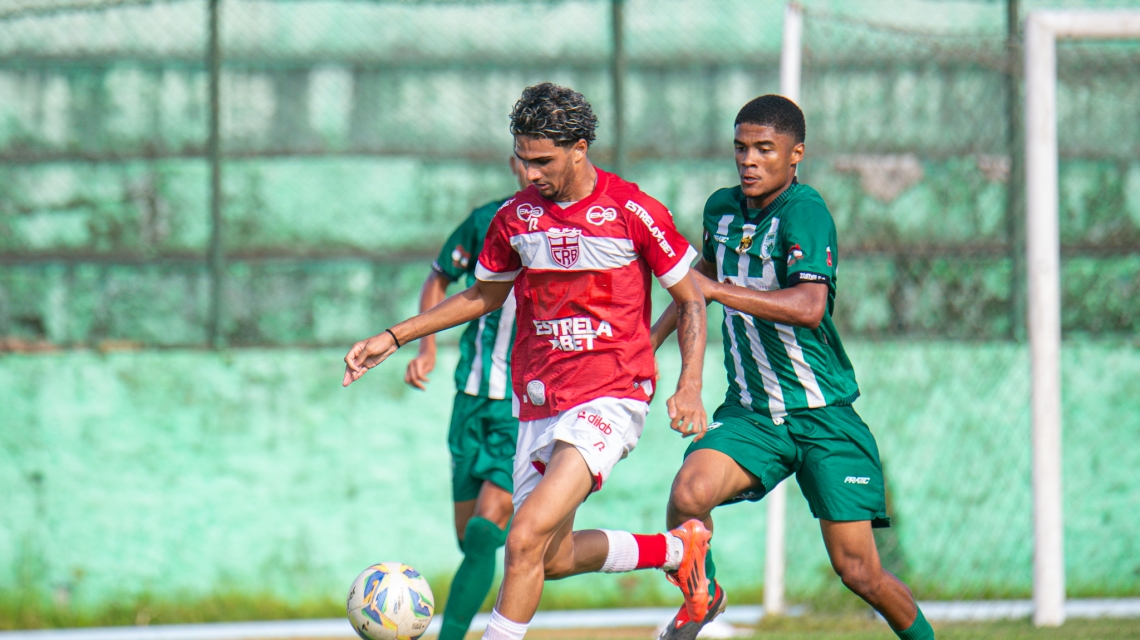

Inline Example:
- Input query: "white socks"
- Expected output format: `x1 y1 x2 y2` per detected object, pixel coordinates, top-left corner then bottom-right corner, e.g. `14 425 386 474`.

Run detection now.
599 530 639 573
482 609 529 640
598 530 685 573
663 532 684 572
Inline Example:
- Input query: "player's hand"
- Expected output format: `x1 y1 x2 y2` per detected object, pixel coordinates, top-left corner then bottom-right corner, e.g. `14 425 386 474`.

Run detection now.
342 332 399 387
404 350 436 390
667 383 708 441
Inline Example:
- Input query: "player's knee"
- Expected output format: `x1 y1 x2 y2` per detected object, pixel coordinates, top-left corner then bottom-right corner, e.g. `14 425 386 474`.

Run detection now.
669 473 720 518
834 561 879 598
542 553 575 580
504 523 544 563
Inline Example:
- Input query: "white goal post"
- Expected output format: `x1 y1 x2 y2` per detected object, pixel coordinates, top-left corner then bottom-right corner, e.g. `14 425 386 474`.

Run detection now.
1024 9 1140 628
763 1 804 618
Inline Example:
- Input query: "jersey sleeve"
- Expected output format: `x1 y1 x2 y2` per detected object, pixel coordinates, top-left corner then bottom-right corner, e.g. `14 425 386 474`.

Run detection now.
432 213 478 283
625 197 698 288
782 201 838 287
701 193 720 264
474 206 522 282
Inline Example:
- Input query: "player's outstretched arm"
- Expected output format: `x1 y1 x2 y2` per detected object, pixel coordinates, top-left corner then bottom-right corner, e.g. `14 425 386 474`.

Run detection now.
650 258 717 351
343 279 513 387
404 271 451 390
664 272 708 441
710 280 828 329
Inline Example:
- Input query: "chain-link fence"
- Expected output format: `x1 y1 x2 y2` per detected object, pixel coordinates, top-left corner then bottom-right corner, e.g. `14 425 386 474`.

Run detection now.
787 6 1140 603
0 0 785 348
1 0 1138 608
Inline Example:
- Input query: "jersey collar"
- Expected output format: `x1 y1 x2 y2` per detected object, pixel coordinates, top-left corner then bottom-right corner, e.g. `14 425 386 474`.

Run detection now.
740 177 799 221
542 166 610 216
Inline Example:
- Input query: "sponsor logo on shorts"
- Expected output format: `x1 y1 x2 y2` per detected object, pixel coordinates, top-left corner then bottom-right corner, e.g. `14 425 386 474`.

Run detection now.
625 200 676 258
707 421 723 430
577 410 614 435
844 476 870 485
534 316 613 352
585 205 618 226
526 380 546 405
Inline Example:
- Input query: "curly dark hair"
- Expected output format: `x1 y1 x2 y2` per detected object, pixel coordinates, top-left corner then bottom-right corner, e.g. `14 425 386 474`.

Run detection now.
509 82 598 147
735 95 805 144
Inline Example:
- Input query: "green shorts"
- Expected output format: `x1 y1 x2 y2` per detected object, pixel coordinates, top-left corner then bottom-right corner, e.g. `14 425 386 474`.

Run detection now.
448 392 517 502
686 403 890 527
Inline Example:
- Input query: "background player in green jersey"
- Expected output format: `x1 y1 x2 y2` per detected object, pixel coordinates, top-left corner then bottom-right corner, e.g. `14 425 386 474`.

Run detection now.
403 158 528 640
652 96 935 640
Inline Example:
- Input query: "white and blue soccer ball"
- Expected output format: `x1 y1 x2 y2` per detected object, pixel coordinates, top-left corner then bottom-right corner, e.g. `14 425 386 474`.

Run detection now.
347 563 435 640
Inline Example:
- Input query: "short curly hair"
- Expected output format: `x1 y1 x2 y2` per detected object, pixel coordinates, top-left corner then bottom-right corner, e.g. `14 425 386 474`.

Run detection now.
735 95 805 144
509 82 598 147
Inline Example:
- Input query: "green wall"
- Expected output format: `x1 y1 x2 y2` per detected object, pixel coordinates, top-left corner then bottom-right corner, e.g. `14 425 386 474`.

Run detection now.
2 339 1138 615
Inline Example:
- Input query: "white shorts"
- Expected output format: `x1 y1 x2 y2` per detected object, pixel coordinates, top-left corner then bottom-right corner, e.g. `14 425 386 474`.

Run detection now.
512 396 650 510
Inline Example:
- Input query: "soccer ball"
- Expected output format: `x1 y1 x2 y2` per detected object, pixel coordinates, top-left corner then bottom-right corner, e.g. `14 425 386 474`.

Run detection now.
347 563 435 640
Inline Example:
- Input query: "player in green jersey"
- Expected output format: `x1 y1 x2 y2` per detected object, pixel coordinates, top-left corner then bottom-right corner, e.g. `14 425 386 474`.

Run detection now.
403 158 529 640
651 96 935 640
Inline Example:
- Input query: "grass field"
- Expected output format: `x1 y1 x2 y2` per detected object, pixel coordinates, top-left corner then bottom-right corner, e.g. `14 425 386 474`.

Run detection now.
517 617 1140 640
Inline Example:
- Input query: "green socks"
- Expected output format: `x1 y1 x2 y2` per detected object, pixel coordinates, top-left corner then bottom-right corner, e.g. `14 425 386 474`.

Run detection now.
439 517 507 640
705 546 717 601
895 606 935 640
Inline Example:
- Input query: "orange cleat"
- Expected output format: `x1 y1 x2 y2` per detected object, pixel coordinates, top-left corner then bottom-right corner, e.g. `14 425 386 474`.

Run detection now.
656 581 726 640
664 519 712 623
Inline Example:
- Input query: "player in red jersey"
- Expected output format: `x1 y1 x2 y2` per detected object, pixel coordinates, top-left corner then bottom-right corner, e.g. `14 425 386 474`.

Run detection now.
343 83 714 640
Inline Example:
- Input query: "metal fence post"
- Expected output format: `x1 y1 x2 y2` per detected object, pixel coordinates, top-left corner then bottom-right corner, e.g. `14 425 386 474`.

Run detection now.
207 0 224 348
610 0 625 176
1006 0 1026 342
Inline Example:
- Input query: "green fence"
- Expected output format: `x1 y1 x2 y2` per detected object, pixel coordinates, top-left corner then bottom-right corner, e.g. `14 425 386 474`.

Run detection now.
1 343 1138 620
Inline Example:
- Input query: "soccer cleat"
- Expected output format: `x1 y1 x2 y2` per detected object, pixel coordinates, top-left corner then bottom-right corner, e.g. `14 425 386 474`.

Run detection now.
656 581 726 640
664 519 712 623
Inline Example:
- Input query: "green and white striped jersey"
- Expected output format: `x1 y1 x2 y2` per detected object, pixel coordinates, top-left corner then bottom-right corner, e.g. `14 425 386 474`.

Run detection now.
702 181 859 422
432 198 516 400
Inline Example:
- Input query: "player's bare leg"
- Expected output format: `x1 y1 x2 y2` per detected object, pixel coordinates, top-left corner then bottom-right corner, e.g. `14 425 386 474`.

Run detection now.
453 481 512 543
819 520 924 631
666 449 758 529
441 482 514 640
494 441 595 623
474 481 513 529
654 449 757 640
453 499 477 543
540 518 606 579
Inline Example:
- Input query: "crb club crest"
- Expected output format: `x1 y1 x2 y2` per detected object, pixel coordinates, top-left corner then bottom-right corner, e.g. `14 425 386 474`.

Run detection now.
517 203 544 231
585 205 618 226
546 227 581 268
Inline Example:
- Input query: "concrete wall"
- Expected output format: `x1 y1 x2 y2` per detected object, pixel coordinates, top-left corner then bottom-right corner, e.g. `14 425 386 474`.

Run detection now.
2 340 1138 612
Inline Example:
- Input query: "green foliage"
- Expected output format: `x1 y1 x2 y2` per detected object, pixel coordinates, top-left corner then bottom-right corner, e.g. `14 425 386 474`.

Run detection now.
0 590 342 631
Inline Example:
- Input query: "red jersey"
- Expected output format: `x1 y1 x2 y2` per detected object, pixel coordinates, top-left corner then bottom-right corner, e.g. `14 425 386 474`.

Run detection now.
474 168 697 421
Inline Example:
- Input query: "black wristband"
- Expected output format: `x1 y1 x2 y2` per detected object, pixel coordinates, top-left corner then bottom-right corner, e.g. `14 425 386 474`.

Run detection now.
385 328 402 349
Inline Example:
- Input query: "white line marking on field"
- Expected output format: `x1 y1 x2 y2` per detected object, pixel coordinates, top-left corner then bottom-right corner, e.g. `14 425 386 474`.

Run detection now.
1 599 1137 640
